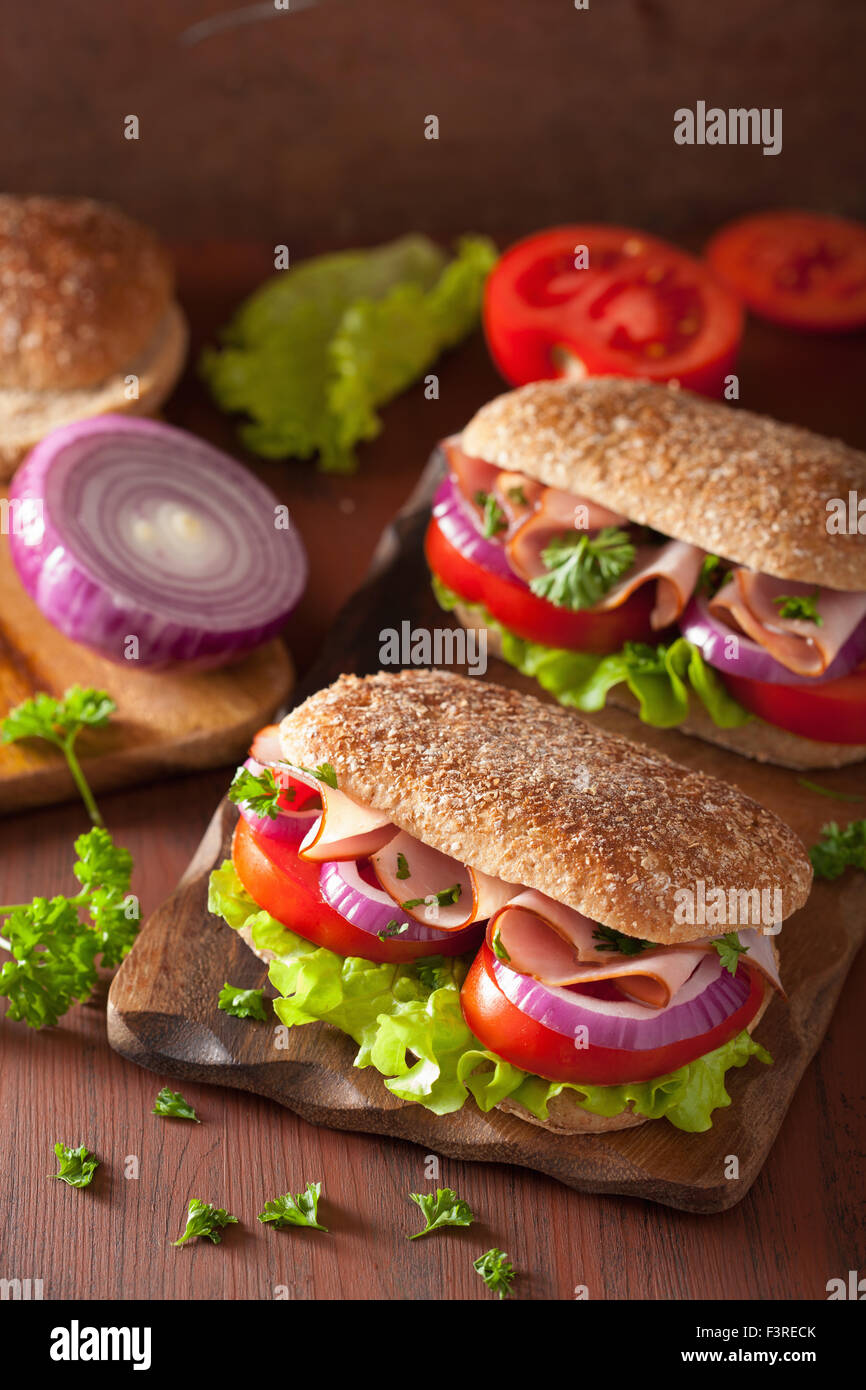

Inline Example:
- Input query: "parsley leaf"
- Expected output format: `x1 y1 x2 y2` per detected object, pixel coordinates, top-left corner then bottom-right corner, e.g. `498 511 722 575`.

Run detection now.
473 1247 515 1299
698 554 726 597
218 982 268 1020
53 1141 99 1188
474 491 507 538
1 686 115 826
796 779 864 803
491 927 511 962
810 820 866 881
408 1187 475 1239
507 484 527 507
298 762 338 789
228 765 287 818
592 924 652 956
257 1181 327 1231
173 1198 238 1247
402 883 462 910
530 527 635 611
773 590 823 625
396 852 410 880
377 920 409 941
152 1087 200 1122
713 932 749 975
0 828 136 1027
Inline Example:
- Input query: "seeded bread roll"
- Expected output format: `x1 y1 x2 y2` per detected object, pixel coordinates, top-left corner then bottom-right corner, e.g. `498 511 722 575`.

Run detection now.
460 378 866 592
0 195 187 476
277 669 812 945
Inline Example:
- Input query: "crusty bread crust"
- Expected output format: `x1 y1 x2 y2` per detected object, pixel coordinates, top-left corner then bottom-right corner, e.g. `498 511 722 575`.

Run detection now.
498 981 774 1134
460 378 866 592
0 195 174 391
0 302 188 479
278 670 812 944
459 602 866 771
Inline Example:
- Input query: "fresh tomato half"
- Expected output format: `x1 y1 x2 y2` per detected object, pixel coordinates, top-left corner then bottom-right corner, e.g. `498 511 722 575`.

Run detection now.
706 210 866 331
461 943 765 1086
231 818 469 963
484 224 743 397
721 663 866 745
425 515 655 653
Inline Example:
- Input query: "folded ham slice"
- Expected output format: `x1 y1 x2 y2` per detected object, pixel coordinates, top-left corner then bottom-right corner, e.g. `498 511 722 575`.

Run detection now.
372 830 516 930
488 889 782 1009
593 538 707 630
504 485 628 582
286 768 397 862
709 569 866 677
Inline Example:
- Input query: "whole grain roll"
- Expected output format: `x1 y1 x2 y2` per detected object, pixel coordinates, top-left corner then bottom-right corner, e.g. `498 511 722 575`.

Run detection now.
0 194 174 391
278 669 812 944
460 378 866 592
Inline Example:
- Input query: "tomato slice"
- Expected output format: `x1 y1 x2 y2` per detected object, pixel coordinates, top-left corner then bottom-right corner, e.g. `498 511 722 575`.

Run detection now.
461 943 765 1086
425 515 655 653
721 663 866 745
706 211 866 331
484 224 743 397
231 818 469 963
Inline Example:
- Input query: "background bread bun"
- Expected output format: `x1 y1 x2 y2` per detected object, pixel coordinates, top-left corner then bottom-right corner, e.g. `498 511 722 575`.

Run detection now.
0 195 187 476
461 377 866 593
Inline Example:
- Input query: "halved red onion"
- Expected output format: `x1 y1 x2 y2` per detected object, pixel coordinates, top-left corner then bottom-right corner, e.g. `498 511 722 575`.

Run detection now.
8 415 307 668
680 594 866 687
319 858 484 949
235 757 320 847
491 952 753 1051
432 475 516 580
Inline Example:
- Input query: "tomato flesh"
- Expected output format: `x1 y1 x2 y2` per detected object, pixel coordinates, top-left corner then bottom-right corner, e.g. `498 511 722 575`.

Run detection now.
231 818 469 963
707 211 866 331
484 224 743 396
425 516 655 653
721 663 866 745
461 943 765 1086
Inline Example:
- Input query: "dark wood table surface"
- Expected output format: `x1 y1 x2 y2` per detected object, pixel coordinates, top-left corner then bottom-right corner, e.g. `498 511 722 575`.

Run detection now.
1 246 864 1302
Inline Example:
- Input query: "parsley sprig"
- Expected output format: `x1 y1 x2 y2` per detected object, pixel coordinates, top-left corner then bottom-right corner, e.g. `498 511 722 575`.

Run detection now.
408 1187 474 1239
218 982 268 1020
257 1181 327 1231
713 932 749 975
297 762 338 789
473 1247 515 1299
153 1088 200 1122
402 883 462 910
474 490 507 538
0 827 136 1027
530 527 636 611
53 1142 99 1188
1 687 115 826
810 820 866 881
592 924 652 956
773 590 823 625
228 765 288 819
173 1198 238 1247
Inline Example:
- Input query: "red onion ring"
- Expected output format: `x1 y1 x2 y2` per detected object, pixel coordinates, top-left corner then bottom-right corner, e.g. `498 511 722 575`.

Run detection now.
8 415 307 668
432 474 517 580
680 594 866 687
235 757 320 847
319 858 484 949
491 952 752 1050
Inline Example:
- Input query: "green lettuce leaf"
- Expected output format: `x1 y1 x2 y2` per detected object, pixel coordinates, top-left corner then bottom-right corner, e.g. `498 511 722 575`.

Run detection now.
200 234 496 472
208 863 770 1132
432 575 751 730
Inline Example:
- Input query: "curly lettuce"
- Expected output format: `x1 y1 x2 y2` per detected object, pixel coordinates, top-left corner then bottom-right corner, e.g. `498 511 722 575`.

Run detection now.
209 863 770 1132
432 575 751 730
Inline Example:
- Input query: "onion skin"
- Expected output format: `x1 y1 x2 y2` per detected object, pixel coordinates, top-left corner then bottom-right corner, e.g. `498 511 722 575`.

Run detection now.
8 415 307 668
680 594 866 687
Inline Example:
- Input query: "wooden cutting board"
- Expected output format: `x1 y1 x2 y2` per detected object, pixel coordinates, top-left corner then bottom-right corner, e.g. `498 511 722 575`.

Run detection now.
107 463 866 1212
0 503 295 813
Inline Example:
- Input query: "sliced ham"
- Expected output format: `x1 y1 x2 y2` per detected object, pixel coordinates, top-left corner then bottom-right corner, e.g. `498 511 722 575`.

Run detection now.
593 538 707 629
442 439 500 517
371 830 516 930
488 889 782 1009
709 570 866 677
288 768 397 862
